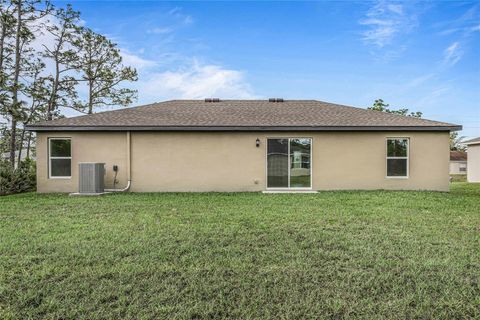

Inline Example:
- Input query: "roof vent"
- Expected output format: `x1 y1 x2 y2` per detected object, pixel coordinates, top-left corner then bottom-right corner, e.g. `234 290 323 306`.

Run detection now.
268 98 284 102
205 98 220 102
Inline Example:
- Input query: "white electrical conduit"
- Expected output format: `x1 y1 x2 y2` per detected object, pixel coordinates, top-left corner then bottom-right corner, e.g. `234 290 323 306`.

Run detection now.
105 131 131 192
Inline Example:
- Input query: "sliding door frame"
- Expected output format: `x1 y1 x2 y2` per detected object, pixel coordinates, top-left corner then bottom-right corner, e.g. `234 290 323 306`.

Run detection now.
265 137 313 190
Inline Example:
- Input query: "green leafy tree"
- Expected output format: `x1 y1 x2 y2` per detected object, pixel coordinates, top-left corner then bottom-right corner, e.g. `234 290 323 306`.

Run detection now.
73 28 137 114
450 131 466 151
368 99 423 118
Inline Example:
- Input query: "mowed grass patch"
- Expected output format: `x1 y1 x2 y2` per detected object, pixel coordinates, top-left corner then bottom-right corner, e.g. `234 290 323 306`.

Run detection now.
0 183 479 319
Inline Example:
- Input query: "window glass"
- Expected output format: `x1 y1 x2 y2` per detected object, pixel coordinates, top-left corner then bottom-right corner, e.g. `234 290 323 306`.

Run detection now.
267 138 312 188
387 159 407 177
50 159 71 177
290 138 311 188
49 138 71 178
50 139 71 157
386 138 408 177
267 139 288 188
387 139 408 157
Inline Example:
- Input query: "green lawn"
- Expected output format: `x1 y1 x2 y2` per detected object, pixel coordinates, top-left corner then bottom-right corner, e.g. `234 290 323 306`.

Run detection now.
1 183 479 319
450 174 467 182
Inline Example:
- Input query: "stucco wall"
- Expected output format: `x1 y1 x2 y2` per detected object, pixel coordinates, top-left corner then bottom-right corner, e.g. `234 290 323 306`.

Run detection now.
36 131 450 192
36 132 128 193
449 161 467 175
467 144 480 183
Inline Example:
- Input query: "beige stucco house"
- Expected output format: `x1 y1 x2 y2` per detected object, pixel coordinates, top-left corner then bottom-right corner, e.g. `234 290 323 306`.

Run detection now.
449 151 467 175
26 99 461 193
464 137 480 183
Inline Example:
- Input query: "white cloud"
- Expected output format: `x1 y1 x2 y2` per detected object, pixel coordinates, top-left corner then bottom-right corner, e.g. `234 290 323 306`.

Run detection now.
387 4 403 15
147 27 173 34
360 1 417 49
183 15 194 26
406 73 435 88
32 6 255 109
443 42 463 66
120 50 157 70
143 7 193 40
437 3 479 35
362 24 397 47
168 7 194 26
139 60 256 100
436 5 479 68
416 85 451 108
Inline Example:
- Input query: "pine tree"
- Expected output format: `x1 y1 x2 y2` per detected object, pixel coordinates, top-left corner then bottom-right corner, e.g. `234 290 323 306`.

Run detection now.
73 28 137 114
42 4 81 120
2 0 51 168
0 0 137 189
16 57 49 166
368 99 422 118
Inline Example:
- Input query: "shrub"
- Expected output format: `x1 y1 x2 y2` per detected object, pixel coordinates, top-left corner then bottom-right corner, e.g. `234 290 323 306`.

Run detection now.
0 158 36 195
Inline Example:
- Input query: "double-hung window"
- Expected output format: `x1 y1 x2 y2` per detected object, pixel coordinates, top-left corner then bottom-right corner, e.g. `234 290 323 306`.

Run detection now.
386 138 409 178
49 138 71 178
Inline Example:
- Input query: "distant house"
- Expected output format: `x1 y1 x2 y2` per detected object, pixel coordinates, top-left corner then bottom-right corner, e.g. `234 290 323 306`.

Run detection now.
449 151 467 175
464 137 480 183
26 99 462 193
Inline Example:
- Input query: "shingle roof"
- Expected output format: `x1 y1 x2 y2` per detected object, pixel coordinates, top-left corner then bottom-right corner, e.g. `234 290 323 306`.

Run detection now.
450 151 467 161
464 137 480 145
26 100 461 131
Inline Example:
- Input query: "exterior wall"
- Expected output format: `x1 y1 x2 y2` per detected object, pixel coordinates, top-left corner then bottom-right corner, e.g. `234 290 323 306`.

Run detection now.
449 161 467 175
467 144 480 183
36 132 128 193
36 131 450 193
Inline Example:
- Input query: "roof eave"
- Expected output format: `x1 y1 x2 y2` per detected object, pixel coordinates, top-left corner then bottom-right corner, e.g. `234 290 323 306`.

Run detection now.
26 125 463 132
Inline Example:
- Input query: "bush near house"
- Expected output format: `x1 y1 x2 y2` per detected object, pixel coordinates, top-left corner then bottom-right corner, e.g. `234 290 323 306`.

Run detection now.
0 183 479 319
0 159 36 196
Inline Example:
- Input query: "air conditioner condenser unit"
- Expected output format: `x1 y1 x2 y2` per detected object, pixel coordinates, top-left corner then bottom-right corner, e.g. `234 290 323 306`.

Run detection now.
78 162 105 194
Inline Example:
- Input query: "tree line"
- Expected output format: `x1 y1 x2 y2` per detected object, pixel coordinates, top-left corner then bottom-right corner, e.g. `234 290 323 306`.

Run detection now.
0 0 137 171
368 98 465 151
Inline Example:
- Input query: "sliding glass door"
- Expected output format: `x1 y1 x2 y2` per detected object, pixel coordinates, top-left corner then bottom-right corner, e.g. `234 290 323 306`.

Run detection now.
267 138 312 189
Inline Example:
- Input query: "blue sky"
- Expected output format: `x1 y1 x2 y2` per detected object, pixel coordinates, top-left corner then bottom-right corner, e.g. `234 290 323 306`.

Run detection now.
58 1 479 138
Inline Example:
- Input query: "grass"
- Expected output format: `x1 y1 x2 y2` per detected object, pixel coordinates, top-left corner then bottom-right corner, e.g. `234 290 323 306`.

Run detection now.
450 174 467 182
1 183 479 319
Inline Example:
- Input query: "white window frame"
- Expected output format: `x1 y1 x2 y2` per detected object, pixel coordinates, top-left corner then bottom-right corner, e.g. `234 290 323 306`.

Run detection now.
386 137 409 179
265 137 313 190
48 138 72 179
